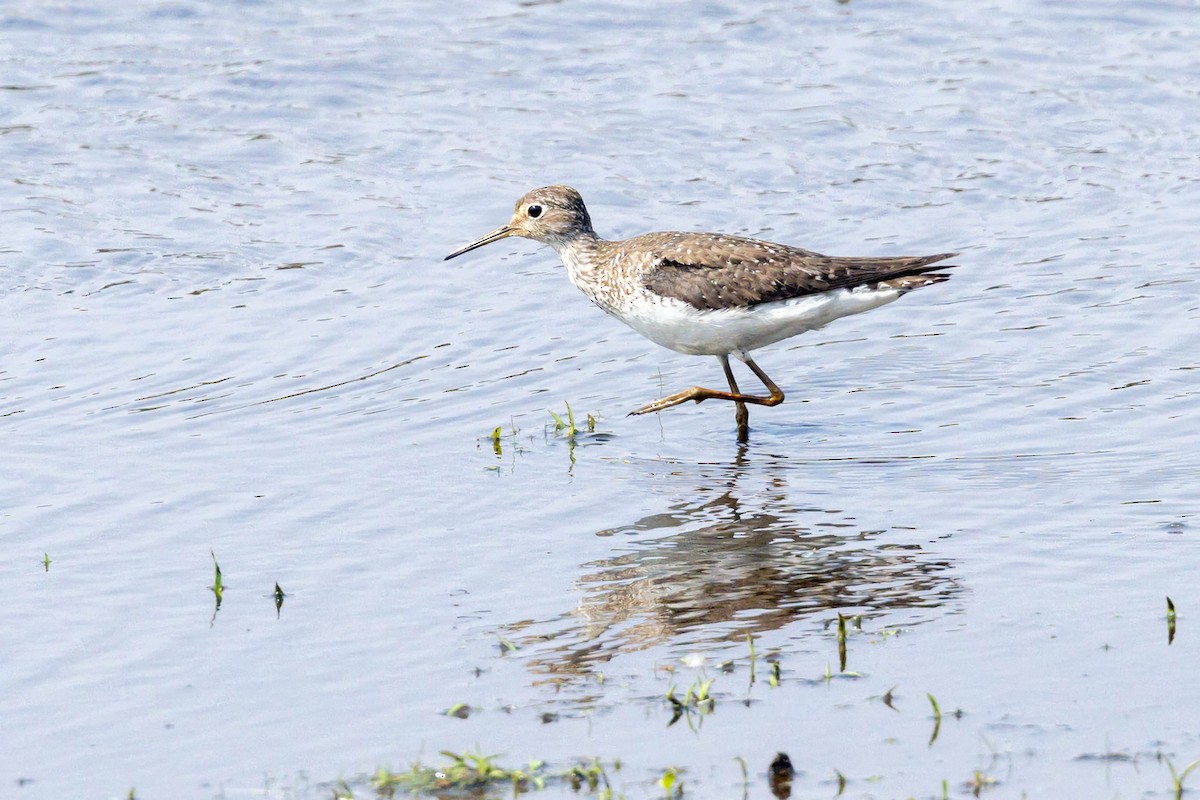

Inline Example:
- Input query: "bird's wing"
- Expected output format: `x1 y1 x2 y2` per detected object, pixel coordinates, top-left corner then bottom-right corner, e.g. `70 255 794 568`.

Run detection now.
638 232 957 311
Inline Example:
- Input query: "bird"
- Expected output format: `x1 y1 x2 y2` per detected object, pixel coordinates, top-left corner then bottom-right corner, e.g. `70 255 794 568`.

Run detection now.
445 185 956 440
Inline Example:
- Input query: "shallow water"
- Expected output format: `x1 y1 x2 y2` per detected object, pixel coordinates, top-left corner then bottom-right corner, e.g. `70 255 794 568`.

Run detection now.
3 1 1199 798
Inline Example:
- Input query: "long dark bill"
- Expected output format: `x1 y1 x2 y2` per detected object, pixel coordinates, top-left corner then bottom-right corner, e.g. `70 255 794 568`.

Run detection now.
444 225 513 260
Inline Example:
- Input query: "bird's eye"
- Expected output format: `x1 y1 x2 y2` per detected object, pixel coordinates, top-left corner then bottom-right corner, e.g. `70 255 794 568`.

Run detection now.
527 204 542 218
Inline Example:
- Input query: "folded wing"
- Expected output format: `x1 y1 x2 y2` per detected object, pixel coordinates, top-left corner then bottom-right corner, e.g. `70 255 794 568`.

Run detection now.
638 232 957 311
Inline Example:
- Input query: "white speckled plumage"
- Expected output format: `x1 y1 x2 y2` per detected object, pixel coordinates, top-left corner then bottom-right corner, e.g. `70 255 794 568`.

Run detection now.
445 184 957 437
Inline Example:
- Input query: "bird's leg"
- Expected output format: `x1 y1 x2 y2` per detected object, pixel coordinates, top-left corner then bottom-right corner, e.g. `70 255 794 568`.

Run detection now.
721 355 750 441
630 353 786 422
740 352 786 407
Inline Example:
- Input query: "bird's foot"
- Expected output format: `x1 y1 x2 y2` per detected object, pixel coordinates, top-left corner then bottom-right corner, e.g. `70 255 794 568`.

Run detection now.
629 387 709 416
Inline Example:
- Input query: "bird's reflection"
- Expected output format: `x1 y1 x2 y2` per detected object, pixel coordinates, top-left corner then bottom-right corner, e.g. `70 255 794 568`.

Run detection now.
504 445 961 681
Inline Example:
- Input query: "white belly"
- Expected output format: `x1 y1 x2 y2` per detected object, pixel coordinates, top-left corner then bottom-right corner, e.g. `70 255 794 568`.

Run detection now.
613 286 904 356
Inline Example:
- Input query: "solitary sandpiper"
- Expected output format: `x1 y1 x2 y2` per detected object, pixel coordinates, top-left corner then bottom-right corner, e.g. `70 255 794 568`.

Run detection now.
446 185 956 440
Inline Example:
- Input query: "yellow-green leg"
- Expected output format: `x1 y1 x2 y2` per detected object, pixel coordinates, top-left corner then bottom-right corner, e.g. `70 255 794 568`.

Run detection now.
630 353 785 439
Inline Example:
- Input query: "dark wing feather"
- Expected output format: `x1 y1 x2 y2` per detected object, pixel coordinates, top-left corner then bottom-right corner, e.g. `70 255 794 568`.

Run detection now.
637 232 957 311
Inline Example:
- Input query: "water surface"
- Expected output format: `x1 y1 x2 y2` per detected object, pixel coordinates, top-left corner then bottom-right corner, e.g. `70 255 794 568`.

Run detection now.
3 1 1199 797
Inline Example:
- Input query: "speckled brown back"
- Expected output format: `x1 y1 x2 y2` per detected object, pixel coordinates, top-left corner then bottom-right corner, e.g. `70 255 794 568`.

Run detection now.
629 232 957 310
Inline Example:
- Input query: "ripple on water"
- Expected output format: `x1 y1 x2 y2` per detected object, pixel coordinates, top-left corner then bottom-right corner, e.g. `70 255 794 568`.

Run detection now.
3 0 1200 797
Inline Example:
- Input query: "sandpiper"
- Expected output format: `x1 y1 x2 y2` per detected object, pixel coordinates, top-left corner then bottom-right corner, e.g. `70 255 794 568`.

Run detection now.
445 185 956 440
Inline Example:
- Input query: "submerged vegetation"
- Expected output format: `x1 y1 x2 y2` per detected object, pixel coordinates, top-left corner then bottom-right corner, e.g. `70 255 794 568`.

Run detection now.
548 403 601 469
480 403 603 472
1164 755 1200 800
1167 596 1177 645
665 677 715 726
203 552 289 622
965 769 997 796
209 549 223 604
928 692 943 746
182 571 1194 798
483 419 521 462
365 753 627 798
548 401 599 439
548 401 578 438
657 766 682 799
836 612 849 672
208 550 224 626
320 744 1200 800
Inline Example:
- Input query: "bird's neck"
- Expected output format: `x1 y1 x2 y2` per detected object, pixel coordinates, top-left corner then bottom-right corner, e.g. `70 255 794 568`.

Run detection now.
553 232 608 301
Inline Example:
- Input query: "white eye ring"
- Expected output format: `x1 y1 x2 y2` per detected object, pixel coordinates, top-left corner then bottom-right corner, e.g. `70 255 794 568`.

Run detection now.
527 204 543 218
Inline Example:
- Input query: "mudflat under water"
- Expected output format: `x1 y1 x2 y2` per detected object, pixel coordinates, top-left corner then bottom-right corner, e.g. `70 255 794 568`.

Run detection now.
3 1 1198 798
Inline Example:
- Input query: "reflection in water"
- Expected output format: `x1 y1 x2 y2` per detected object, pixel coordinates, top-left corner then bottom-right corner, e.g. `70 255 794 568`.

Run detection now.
506 448 961 680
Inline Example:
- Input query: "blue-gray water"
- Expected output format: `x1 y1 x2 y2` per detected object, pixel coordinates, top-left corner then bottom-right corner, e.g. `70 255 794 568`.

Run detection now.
3 1 1198 797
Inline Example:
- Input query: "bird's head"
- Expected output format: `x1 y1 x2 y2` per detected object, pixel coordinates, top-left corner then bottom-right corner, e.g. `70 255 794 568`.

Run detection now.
445 185 594 260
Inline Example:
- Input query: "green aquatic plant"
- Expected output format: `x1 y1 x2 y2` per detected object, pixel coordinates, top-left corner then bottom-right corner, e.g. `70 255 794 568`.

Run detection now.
694 680 714 710
370 766 401 797
658 766 682 799
928 693 942 746
372 765 421 795
510 759 547 793
685 677 714 708
549 402 577 437
209 550 223 603
441 750 506 784
837 612 848 672
1165 755 1200 800
483 420 523 460
1168 596 1177 645
548 402 589 470
666 677 716 727
566 758 604 792
373 749 547 795
43 552 51 571
966 769 996 796
747 632 757 688
565 758 621 798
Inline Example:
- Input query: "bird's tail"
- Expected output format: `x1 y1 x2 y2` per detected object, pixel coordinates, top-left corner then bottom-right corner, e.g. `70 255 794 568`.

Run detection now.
878 271 953 294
